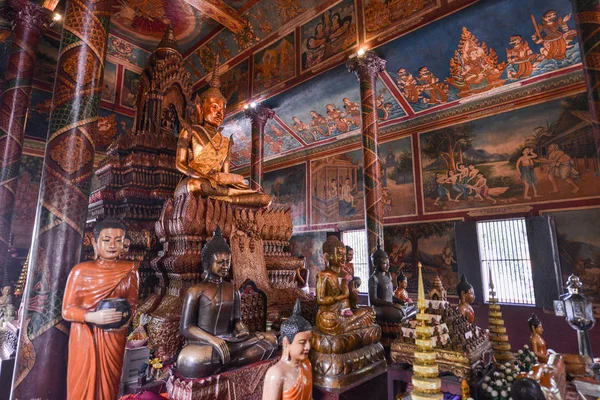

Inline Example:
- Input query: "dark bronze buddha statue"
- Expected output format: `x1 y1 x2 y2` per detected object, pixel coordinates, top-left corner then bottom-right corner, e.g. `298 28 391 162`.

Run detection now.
176 227 277 378
457 274 475 323
368 243 416 323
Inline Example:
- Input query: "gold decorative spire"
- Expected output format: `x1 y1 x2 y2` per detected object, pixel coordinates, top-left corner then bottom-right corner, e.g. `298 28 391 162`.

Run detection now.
411 262 443 400
487 266 513 365
200 55 226 103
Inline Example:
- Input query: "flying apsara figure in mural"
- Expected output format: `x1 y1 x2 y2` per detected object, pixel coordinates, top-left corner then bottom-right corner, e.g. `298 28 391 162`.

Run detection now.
531 10 577 62
506 35 536 79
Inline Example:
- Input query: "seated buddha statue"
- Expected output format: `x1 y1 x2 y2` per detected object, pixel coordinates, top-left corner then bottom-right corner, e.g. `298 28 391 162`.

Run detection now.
368 244 417 323
528 313 552 363
174 62 271 207
315 235 375 335
176 227 277 378
394 272 412 304
456 274 475 323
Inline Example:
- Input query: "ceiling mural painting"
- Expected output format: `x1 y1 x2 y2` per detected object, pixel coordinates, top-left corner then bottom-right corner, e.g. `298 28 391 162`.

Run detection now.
252 31 296 96
378 0 581 114
107 34 151 71
364 0 439 40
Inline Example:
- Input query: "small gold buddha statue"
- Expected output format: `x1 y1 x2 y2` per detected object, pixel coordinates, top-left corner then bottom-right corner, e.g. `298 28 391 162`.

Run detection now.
393 271 412 304
175 61 271 207
457 274 475 323
315 235 375 336
528 313 550 363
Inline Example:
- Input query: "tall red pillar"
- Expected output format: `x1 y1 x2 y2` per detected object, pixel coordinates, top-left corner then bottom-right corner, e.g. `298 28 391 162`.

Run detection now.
347 51 386 259
11 0 113 398
0 0 48 288
245 104 274 191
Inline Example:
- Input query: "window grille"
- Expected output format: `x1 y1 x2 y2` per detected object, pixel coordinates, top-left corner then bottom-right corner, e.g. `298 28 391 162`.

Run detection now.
476 218 535 305
342 229 369 293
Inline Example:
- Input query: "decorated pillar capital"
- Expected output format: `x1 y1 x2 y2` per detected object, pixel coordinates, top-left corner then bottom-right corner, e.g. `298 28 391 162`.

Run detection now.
8 0 50 33
244 104 275 126
346 51 386 82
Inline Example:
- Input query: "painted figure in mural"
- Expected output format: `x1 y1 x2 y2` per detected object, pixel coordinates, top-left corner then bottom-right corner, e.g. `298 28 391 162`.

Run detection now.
62 218 139 400
328 178 338 199
309 110 331 136
506 35 535 79
339 177 355 207
326 104 349 133
456 274 475 323
292 116 317 142
471 173 497 204
516 147 541 200
262 300 312 400
342 97 361 127
316 235 376 335
395 68 421 103
175 62 271 207
377 102 393 121
538 143 580 194
462 41 502 90
394 272 412 304
176 228 277 378
389 242 408 279
433 172 452 206
382 188 392 215
417 66 448 104
531 10 577 62
369 244 417 324
528 313 551 363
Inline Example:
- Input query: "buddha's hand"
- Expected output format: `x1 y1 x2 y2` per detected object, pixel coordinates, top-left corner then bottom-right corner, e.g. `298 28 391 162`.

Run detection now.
334 293 349 302
234 321 250 339
209 336 230 364
84 308 122 325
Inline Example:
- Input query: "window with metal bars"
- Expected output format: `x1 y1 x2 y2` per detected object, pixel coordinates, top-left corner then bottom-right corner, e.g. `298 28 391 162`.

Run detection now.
476 218 536 305
341 229 369 293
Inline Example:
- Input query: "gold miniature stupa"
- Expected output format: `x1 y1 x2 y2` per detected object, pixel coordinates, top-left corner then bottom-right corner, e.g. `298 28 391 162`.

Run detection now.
411 262 443 400
487 268 513 365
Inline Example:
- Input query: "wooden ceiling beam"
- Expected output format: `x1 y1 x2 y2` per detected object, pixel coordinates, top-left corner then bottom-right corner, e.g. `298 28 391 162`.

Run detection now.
183 0 245 33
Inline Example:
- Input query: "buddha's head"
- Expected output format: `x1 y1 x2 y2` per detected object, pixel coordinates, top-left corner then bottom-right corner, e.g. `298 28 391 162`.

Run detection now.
370 242 389 273
345 245 354 263
93 218 127 262
197 59 226 128
201 227 232 280
322 235 346 273
397 271 407 290
457 274 475 304
528 313 544 335
280 300 312 362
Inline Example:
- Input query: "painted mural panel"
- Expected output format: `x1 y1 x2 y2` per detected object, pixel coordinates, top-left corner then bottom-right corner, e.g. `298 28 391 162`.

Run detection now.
98 109 134 148
263 163 307 226
364 0 439 40
10 155 43 248
377 0 581 113
34 35 60 84
267 65 405 145
102 62 117 103
547 208 600 317
107 35 151 70
221 113 252 166
264 119 303 157
300 0 357 71
379 136 416 218
419 94 600 214
384 221 457 296
289 231 327 288
311 149 364 225
26 89 52 139
221 59 250 109
120 68 141 109
253 32 296 95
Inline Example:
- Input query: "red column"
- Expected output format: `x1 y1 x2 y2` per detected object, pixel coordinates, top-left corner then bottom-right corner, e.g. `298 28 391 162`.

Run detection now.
347 51 386 258
11 0 113 398
0 0 48 287
570 0 600 154
245 104 274 191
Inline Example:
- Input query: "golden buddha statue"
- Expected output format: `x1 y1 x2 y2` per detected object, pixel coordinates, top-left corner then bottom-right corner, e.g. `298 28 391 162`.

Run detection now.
315 235 375 335
457 274 475 323
175 61 271 207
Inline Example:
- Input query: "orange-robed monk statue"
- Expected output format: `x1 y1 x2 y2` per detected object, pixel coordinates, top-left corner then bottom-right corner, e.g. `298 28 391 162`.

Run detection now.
174 60 271 207
62 218 139 400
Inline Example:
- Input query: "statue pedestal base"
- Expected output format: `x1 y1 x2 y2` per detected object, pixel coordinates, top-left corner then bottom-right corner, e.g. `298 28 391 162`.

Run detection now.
167 358 277 400
312 366 387 400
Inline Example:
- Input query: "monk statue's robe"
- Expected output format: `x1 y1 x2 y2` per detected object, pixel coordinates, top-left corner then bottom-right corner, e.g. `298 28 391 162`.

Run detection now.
62 260 138 400
282 358 312 400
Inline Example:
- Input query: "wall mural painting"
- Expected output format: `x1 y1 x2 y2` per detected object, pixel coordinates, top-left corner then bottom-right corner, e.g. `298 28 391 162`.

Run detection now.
547 208 600 317
120 68 141 109
300 0 357 71
264 119 303 157
311 149 364 225
420 94 600 214
379 136 416 218
101 62 117 103
364 0 438 40
26 89 53 140
34 35 60 84
221 113 252 166
384 221 458 296
98 109 133 148
253 32 296 95
107 35 150 70
289 231 327 289
10 155 43 248
263 163 307 226
378 0 581 113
